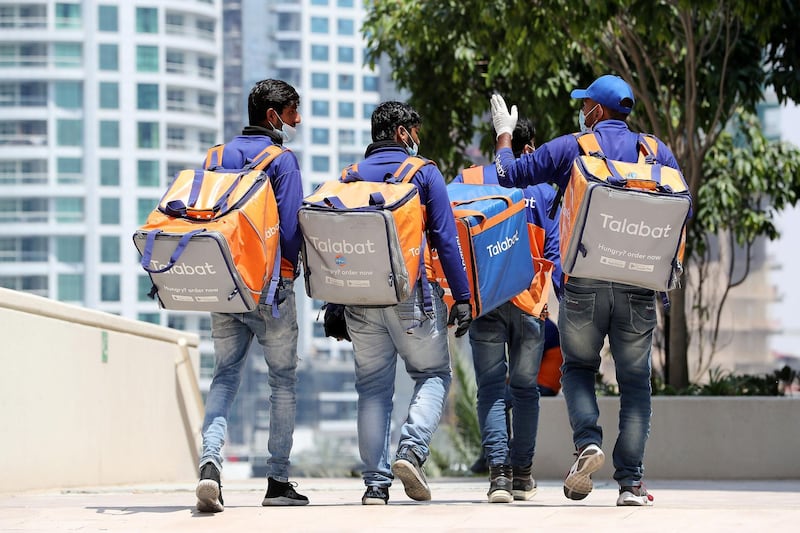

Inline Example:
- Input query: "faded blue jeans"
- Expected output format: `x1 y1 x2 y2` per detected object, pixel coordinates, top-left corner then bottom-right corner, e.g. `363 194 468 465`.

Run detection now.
470 301 545 469
345 282 451 488
200 278 299 483
558 276 657 487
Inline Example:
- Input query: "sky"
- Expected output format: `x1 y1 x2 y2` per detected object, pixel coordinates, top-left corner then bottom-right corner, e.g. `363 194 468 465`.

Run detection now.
766 102 800 356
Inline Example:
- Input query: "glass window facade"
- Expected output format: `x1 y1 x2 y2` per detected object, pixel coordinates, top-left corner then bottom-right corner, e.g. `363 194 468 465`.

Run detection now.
310 17 329 33
311 72 329 89
137 160 160 187
57 119 82 146
100 236 120 263
56 236 83 263
99 120 119 148
58 273 83 302
98 43 118 70
311 100 329 117
310 45 328 61
54 81 82 109
98 5 118 31
99 82 119 109
311 155 329 172
136 7 158 33
136 45 159 72
137 83 159 110
99 159 119 186
100 274 120 302
100 197 120 224
137 122 159 148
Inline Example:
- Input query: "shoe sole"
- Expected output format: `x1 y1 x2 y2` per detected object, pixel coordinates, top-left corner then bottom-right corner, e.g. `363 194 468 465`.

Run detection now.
617 492 654 507
361 498 388 505
488 489 513 503
261 497 309 506
563 448 605 500
512 487 538 501
196 480 224 513
391 459 431 501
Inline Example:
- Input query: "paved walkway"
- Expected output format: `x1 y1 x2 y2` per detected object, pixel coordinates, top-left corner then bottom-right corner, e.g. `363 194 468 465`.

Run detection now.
2 477 799 532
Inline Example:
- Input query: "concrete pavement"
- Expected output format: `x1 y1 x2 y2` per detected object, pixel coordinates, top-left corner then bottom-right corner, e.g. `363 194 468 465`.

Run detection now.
2 477 799 532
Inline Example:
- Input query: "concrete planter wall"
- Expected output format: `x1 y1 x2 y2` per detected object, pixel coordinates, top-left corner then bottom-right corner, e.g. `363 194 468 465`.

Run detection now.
532 396 800 480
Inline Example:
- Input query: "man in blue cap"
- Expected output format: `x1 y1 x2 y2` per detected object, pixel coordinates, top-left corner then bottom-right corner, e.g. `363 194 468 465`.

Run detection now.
488 74 682 507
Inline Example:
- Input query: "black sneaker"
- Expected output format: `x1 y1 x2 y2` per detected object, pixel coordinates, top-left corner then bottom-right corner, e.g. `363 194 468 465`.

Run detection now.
391 446 431 501
487 464 513 503
196 463 224 513
512 464 538 501
261 477 309 506
361 485 390 505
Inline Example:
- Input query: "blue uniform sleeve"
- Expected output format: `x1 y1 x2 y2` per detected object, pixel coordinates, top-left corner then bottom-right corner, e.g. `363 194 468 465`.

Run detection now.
496 136 577 191
421 168 471 301
268 152 304 273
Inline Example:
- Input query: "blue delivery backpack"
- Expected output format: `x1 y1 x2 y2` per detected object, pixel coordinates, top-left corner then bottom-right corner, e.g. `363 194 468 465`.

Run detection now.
431 183 534 318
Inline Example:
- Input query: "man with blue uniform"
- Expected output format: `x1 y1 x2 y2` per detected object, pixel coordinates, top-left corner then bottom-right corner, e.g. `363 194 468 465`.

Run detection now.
345 101 472 505
490 75 682 506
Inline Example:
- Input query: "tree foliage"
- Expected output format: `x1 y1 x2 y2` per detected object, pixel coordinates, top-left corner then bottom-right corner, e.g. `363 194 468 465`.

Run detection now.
364 0 800 388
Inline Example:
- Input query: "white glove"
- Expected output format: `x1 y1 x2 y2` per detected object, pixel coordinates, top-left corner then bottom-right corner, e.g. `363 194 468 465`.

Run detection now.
491 94 518 139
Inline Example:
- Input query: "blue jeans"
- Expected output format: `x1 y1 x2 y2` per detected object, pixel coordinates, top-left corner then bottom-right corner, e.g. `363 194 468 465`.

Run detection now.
200 278 299 482
469 301 544 468
345 282 451 488
558 276 657 487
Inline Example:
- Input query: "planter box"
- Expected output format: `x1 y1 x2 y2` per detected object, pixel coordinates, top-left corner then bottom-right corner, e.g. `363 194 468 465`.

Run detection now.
532 396 800 480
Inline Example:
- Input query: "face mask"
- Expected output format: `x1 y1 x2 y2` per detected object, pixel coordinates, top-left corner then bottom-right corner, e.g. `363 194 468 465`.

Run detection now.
578 103 600 133
271 111 297 143
400 126 419 156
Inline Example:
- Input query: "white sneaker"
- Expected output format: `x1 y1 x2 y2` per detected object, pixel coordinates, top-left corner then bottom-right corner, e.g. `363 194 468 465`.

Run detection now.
563 444 605 500
617 485 654 506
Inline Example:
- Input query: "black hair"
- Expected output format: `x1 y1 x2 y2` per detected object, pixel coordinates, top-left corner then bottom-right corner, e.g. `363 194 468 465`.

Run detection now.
511 117 536 157
248 79 300 126
370 101 422 142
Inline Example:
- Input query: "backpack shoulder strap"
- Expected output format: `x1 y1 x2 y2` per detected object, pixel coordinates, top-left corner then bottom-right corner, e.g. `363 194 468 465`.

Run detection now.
574 132 602 156
638 134 659 163
249 144 285 171
461 165 485 184
340 163 359 181
204 144 225 170
394 156 434 183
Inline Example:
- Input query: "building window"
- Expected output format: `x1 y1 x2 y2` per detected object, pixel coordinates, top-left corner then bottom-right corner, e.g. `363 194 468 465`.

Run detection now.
99 120 119 148
311 128 330 144
198 92 215 114
56 236 83 263
338 0 354 6
136 45 159 72
166 50 184 74
58 273 83 303
197 56 214 78
338 101 354 118
101 274 120 302
338 74 354 91
136 7 158 33
101 236 120 263
99 82 119 109
337 18 354 35
55 3 81 29
57 119 82 146
99 159 119 186
363 103 377 119
311 0 328 5
277 12 300 32
137 160 160 187
310 45 328 61
275 68 300 88
53 42 82 68
337 46 354 63
138 313 160 325
100 198 120 225
98 43 118 70
54 81 82 109
310 17 329 34
137 83 159 110
311 100 329 117
98 5 118 32
138 198 158 224
55 197 84 223
311 156 329 172
339 129 356 145
338 153 360 168
138 275 153 301
138 122 159 149
57 158 82 185
311 72 329 89
363 75 379 92
277 40 300 60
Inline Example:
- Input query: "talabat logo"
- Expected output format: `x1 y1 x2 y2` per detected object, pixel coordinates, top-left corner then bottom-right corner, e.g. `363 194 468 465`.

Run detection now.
308 236 376 254
408 246 421 257
486 230 520 257
265 223 279 239
151 261 217 275
600 214 672 238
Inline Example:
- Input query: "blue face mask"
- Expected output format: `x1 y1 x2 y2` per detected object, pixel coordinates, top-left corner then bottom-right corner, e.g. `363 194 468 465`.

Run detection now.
400 126 420 156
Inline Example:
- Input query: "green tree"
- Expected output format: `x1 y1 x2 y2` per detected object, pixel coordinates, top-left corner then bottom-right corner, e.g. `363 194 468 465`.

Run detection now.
364 0 800 388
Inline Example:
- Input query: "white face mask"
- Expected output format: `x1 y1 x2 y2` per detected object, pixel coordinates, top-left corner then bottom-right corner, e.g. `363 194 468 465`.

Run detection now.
271 111 297 143
578 103 600 133
400 126 419 156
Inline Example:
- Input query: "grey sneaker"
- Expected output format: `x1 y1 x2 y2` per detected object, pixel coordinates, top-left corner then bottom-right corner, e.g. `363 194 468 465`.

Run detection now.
512 464 538 501
262 477 309 506
391 446 430 501
617 484 654 506
563 444 605 500
196 463 224 513
487 464 513 503
361 485 390 505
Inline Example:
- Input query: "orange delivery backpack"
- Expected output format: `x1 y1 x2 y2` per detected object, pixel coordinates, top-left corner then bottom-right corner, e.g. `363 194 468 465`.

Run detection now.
132 144 283 313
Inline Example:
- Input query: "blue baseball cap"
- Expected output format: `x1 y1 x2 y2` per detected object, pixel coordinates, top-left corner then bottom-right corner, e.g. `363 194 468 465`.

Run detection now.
570 75 634 114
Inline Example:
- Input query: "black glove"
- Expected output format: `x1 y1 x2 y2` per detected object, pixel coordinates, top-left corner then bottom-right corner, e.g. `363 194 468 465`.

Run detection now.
323 303 351 342
447 300 473 338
